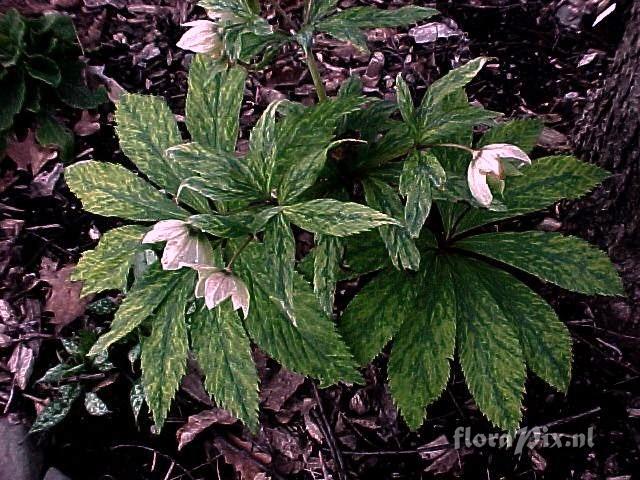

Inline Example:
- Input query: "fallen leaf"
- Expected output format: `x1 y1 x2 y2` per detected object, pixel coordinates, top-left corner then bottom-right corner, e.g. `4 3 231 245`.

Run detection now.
40 258 91 333
409 22 461 44
5 131 58 176
213 435 272 480
177 409 236 450
74 111 101 137
260 366 305 412
8 343 35 390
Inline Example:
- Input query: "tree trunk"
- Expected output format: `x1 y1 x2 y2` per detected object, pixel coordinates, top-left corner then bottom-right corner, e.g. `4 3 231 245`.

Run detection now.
573 1 640 248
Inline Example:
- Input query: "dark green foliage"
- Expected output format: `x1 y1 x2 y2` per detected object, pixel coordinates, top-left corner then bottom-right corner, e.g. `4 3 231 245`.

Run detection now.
0 9 107 155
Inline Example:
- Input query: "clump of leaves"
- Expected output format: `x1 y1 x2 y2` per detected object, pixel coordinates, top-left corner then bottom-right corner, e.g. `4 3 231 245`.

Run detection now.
0 9 107 156
30 333 114 434
65 0 622 437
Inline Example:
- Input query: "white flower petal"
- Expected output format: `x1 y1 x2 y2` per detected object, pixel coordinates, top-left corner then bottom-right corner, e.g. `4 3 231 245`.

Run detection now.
204 272 235 309
467 161 494 207
160 237 189 270
231 278 250 317
482 143 531 167
176 21 220 54
142 220 187 244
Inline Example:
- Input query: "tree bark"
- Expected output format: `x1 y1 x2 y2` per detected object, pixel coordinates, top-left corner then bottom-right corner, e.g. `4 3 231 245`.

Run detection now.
573 1 640 248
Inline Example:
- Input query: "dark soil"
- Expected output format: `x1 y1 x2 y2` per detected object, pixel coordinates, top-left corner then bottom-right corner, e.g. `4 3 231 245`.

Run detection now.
1 1 638 479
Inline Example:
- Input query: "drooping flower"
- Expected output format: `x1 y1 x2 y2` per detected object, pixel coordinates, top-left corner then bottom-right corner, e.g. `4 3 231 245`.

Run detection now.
176 20 222 56
142 220 213 270
193 266 250 316
467 143 531 207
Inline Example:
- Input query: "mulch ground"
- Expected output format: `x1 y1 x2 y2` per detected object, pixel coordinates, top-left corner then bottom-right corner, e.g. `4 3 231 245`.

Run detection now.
0 0 638 479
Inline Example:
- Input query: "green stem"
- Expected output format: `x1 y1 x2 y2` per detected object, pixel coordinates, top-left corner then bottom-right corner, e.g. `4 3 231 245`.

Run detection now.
425 143 476 155
303 43 327 103
225 236 253 272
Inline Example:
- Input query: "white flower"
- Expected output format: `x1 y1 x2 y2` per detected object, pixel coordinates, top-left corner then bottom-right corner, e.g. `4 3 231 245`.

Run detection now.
142 220 213 270
193 266 250 316
176 20 222 55
467 143 531 207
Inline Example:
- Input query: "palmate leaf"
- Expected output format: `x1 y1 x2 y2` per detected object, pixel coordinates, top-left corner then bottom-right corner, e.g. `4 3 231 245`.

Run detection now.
264 214 296 324
88 266 193 356
72 225 147 296
418 57 490 124
65 161 188 221
339 266 421 365
453 156 610 234
478 118 543 152
316 6 438 51
465 257 572 392
29 384 82 434
307 0 340 22
116 94 183 193
399 151 445 238
395 74 417 135
236 243 361 385
362 178 420 270
191 302 260 431
283 199 400 237
298 230 390 283
448 255 526 431
455 231 623 295
188 208 280 238
274 97 365 202
141 269 195 428
313 234 342 316
388 253 455 430
186 55 246 152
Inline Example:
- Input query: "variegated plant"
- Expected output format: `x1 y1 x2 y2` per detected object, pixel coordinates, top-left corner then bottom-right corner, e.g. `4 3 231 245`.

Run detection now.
65 0 623 435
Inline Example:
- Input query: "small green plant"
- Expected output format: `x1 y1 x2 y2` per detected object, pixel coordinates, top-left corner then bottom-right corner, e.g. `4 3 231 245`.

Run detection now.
30 333 114 434
65 0 622 435
0 9 107 156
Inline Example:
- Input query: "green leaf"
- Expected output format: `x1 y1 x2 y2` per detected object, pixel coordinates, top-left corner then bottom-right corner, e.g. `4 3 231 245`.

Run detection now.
84 392 110 416
395 74 416 133
355 123 414 171
186 56 246 152
36 116 74 162
274 96 365 202
88 266 193 356
340 265 423 365
399 151 445 238
318 6 438 31
236 243 361 385
0 9 25 68
141 269 195 429
362 178 420 270
479 118 543 154
188 209 279 238
449 255 525 431
0 69 25 131
29 384 82 434
72 225 147 296
313 235 342 316
57 80 108 109
264 214 296 324
116 93 184 193
453 156 610 233
418 57 490 123
65 161 189 221
465 258 572 392
308 0 340 23
26 55 61 86
191 302 260 431
198 0 260 18
283 199 400 237
130 381 145 422
388 254 456 429
455 231 623 296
